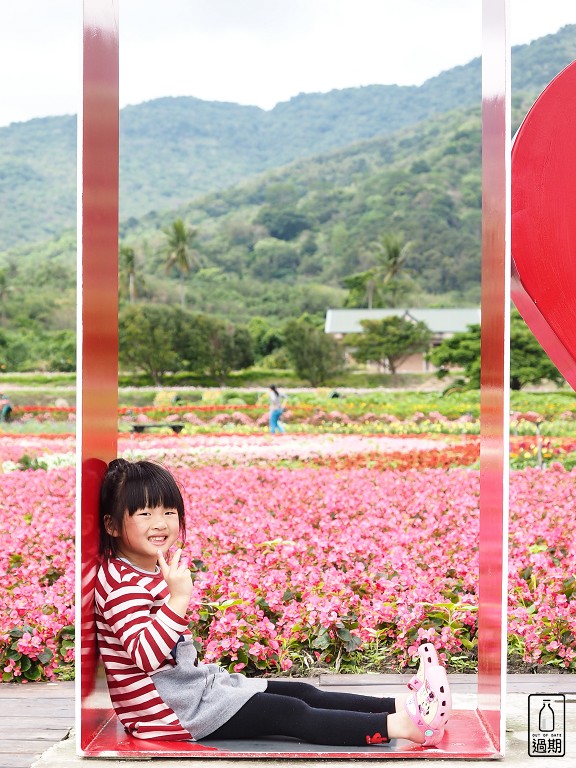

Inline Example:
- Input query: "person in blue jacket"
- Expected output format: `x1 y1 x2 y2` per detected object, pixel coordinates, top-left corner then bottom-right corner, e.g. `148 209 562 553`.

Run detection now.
0 393 13 422
268 385 285 434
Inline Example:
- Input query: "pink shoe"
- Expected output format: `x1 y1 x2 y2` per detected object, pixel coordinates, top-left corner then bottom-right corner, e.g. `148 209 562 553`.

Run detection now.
407 642 440 692
404 664 452 747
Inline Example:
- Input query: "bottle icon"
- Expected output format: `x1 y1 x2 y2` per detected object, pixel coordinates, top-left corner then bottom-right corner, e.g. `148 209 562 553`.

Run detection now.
539 699 555 732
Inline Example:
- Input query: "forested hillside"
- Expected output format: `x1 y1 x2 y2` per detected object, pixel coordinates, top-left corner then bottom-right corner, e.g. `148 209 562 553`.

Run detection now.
0 24 574 248
0 91 541 332
0 25 574 373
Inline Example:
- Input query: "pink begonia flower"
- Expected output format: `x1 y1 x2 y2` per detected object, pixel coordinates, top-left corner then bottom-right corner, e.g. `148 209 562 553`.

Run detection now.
17 633 43 656
2 436 576 679
248 642 267 657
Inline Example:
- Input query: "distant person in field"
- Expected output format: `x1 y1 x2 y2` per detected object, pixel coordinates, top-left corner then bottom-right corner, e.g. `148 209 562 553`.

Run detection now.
268 385 285 434
95 459 453 747
0 393 13 422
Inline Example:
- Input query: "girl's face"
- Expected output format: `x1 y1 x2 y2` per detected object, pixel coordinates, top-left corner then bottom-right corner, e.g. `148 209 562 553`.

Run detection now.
105 505 180 571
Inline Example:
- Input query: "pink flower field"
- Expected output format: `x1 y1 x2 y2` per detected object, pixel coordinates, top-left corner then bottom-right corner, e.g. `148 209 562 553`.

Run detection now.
1 434 575 682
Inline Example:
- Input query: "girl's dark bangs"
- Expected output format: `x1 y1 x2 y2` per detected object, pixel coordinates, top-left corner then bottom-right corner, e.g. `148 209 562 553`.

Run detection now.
124 472 183 514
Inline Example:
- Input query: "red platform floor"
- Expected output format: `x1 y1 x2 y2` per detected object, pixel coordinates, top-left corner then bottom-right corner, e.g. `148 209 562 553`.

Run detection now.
82 705 497 760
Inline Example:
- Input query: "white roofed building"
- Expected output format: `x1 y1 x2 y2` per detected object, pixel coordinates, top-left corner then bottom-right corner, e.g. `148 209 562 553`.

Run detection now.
324 308 481 373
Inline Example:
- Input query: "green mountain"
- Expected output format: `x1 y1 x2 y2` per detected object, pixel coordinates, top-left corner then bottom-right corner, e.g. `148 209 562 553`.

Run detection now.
0 24 574 353
0 91 545 335
1 24 574 249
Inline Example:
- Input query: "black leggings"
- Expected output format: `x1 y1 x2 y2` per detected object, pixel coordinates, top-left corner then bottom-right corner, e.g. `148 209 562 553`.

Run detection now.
205 681 395 746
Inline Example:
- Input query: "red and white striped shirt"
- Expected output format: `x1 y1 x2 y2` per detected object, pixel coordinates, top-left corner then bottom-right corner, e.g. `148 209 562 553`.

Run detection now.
95 557 192 740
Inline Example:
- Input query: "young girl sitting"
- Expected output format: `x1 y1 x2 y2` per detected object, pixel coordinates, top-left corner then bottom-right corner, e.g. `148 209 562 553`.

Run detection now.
95 458 452 747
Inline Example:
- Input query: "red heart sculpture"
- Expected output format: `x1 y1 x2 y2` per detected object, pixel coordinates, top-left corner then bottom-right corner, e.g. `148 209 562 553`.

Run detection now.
512 60 576 390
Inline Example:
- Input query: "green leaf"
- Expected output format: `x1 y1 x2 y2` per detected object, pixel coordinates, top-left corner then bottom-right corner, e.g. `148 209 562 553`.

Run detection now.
528 543 547 554
563 576 575 599
336 627 354 643
337 627 362 652
23 664 42 681
311 631 332 651
214 598 243 612
38 649 53 665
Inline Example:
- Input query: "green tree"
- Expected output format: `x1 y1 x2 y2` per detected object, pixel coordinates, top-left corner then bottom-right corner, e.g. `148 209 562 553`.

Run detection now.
0 269 12 324
173 313 213 374
255 206 310 241
163 218 199 308
427 324 480 386
1 330 35 371
342 271 378 309
283 316 345 386
44 330 76 372
0 329 76 372
250 238 300 281
427 310 565 390
0 329 10 371
510 317 564 390
343 233 414 308
119 304 183 384
230 326 255 371
119 245 138 304
200 318 255 384
247 317 284 359
374 232 414 307
352 315 432 375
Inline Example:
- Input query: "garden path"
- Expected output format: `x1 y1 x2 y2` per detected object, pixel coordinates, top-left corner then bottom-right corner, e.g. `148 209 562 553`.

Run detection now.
0 679 73 768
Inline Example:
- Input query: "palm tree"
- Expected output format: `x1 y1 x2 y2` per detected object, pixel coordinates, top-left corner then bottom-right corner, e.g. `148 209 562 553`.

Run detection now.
163 218 199 308
369 232 415 307
119 245 137 304
342 233 414 308
0 268 14 325
0 269 12 324
342 270 378 309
